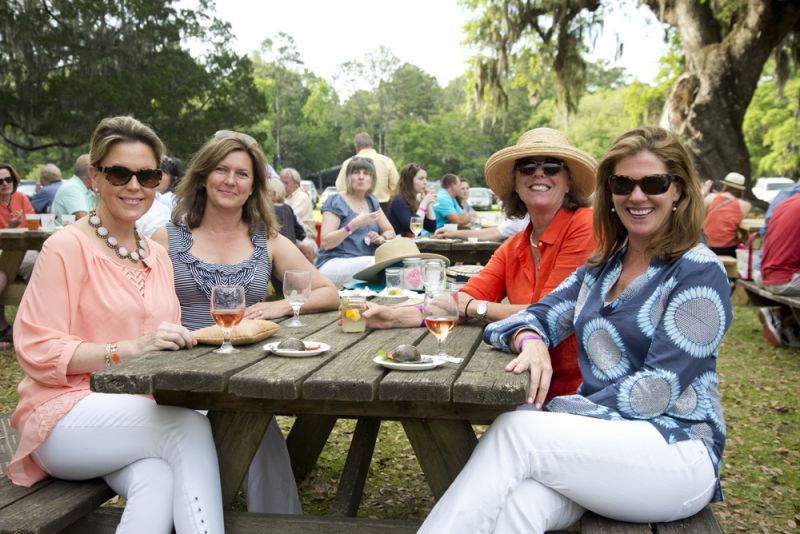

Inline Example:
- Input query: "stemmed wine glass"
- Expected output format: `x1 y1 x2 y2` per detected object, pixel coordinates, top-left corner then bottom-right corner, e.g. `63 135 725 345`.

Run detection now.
424 289 460 361
283 270 312 327
409 216 424 238
210 285 246 354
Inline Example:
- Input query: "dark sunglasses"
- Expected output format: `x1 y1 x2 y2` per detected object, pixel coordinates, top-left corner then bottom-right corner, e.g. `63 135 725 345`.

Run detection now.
515 160 565 177
214 129 258 147
95 165 163 188
0 176 14 185
608 174 676 196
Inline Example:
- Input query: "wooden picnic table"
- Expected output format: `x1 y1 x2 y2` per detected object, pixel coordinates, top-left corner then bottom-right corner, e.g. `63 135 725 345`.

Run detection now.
415 237 500 265
0 229 54 306
90 311 527 518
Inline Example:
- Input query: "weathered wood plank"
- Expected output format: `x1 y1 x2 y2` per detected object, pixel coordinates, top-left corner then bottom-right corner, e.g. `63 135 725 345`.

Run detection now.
581 512 653 534
379 324 482 402
331 417 381 517
0 413 17 471
0 478 114 534
453 340 529 406
653 507 723 534
90 345 215 394
302 328 428 402
737 279 800 309
401 419 477 500
65 508 422 534
286 415 338 483
229 320 367 400
207 410 272 509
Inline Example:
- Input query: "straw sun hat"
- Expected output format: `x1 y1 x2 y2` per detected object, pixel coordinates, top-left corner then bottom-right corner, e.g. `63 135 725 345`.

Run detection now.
722 172 746 190
352 238 449 282
484 128 597 200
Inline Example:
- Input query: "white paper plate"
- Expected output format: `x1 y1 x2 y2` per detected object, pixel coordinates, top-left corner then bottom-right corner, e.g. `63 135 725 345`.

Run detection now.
263 341 330 357
372 355 445 371
375 288 418 298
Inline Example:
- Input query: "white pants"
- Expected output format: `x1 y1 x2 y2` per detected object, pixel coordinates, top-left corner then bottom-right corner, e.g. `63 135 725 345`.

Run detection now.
419 410 716 534
245 416 302 514
32 393 224 534
317 256 375 283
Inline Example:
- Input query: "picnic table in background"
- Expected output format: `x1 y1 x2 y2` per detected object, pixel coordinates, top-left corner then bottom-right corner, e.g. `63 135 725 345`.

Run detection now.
415 237 500 265
0 228 54 306
737 217 764 243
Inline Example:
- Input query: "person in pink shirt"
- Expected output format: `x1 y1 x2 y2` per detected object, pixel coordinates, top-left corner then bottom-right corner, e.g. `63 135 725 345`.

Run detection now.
7 116 224 533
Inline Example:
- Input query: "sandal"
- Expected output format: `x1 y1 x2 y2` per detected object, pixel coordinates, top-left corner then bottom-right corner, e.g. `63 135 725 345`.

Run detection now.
0 325 13 343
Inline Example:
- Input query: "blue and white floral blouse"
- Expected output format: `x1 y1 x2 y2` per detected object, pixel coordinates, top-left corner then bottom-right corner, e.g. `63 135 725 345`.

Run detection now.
484 243 732 502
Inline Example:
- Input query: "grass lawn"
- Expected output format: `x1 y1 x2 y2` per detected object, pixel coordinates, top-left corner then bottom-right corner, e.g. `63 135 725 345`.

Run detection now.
1 303 798 532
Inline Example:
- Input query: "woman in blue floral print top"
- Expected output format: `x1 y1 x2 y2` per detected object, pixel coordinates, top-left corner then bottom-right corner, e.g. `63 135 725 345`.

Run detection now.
420 126 732 534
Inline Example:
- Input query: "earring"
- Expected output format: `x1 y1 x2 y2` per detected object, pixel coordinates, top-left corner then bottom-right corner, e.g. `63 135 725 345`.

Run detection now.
672 204 677 212
611 207 616 213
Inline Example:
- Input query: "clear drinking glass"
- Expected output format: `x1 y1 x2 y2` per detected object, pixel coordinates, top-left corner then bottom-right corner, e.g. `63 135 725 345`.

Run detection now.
409 216 424 237
385 267 403 296
283 270 312 327
424 289 459 358
341 295 367 332
210 285 246 354
423 259 447 291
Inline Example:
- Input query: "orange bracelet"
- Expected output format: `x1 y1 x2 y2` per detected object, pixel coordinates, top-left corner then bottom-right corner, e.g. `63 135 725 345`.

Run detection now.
104 342 120 367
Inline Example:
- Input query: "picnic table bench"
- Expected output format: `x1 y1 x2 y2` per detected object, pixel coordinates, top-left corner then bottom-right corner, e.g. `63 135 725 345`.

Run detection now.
737 279 800 323
0 229 52 307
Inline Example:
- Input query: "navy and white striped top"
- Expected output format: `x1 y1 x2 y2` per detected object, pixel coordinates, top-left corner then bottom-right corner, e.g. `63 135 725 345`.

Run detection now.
166 223 271 331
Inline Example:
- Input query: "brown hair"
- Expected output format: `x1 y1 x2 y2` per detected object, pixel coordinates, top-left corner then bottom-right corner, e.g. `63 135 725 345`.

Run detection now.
0 163 21 193
397 163 426 212
343 157 377 195
501 159 590 219
89 116 164 169
591 126 704 267
172 134 277 237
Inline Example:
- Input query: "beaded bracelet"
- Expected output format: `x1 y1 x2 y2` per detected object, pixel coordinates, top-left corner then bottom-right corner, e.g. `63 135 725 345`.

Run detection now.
344 223 353 234
416 304 426 327
515 333 542 354
417 207 427 216
104 342 120 367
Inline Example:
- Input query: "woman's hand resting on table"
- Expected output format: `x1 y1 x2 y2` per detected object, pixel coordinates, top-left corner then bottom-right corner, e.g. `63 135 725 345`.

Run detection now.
135 322 197 353
507 333 553 409
244 301 290 320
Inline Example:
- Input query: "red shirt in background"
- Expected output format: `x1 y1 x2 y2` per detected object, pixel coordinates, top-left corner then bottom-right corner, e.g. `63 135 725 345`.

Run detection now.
0 192 34 228
462 207 596 399
761 194 800 286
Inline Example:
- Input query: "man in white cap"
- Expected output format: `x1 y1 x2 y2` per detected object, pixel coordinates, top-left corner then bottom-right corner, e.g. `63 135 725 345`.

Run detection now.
703 171 751 256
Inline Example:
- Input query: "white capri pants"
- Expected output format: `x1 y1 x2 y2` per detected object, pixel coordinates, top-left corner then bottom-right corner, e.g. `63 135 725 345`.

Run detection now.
419 410 717 534
317 256 374 283
32 393 224 534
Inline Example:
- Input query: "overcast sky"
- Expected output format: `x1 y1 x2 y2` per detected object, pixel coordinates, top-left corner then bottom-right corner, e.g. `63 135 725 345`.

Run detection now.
209 0 669 95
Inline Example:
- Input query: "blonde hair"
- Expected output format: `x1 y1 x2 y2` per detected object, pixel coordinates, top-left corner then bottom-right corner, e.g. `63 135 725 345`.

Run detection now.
591 126 705 266
172 135 278 237
89 116 164 169
266 178 286 203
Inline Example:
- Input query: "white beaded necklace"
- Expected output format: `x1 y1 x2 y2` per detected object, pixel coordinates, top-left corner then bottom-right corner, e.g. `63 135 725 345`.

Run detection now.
88 210 146 263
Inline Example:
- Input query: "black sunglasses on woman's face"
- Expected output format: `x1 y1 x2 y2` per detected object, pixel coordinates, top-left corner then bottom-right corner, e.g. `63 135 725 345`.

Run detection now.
515 159 565 177
0 176 14 185
95 165 163 188
608 174 676 196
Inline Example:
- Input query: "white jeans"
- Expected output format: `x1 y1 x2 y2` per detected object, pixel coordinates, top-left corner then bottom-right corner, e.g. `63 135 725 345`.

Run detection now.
419 410 716 534
32 393 224 534
317 256 375 283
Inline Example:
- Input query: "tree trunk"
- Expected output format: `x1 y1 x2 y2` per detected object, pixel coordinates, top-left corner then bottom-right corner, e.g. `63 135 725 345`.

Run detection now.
654 0 800 192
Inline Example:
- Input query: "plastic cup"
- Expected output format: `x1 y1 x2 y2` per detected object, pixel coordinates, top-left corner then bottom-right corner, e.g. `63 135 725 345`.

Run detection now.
444 223 458 232
25 214 41 231
40 214 56 231
60 214 76 226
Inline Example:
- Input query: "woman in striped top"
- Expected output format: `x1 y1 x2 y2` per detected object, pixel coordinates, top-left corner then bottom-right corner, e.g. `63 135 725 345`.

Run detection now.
152 130 337 514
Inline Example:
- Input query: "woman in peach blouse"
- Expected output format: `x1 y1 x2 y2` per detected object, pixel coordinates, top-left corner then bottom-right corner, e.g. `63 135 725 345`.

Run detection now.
6 116 224 533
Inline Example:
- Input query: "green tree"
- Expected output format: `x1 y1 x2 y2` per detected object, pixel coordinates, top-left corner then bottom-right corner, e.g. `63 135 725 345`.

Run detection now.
0 0 262 159
460 0 800 188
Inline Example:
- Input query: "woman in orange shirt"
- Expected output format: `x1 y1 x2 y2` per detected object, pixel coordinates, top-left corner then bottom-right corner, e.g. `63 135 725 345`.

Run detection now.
362 128 597 400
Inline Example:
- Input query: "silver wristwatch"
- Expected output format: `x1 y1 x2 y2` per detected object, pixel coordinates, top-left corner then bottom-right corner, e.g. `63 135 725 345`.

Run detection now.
475 301 489 322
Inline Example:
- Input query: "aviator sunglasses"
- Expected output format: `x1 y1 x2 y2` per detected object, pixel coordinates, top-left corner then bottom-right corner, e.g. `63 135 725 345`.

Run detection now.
515 159 565 177
608 174 676 196
214 129 258 147
95 165 163 188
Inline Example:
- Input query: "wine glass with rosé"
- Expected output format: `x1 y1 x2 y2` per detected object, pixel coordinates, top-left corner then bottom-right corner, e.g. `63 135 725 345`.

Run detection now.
424 289 459 359
210 285 246 353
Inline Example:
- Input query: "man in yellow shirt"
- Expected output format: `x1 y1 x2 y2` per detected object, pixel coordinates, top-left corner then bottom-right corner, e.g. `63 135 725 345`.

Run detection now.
335 132 399 212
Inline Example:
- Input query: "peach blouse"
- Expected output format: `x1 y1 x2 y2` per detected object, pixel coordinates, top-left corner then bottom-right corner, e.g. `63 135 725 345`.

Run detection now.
6 225 180 486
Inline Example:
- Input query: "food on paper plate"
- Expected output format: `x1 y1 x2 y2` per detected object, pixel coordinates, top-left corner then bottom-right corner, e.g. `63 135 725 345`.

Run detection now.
277 337 306 351
385 344 421 363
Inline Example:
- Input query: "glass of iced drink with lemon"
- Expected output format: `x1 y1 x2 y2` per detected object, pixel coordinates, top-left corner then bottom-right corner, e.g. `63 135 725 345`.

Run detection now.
341 295 367 332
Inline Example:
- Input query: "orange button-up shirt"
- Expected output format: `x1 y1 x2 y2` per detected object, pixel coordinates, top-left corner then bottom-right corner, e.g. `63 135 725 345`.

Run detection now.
0 192 35 228
462 207 596 399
